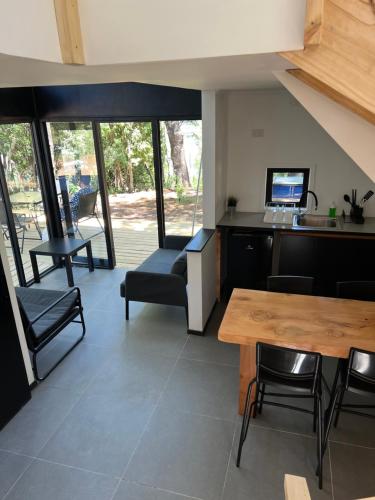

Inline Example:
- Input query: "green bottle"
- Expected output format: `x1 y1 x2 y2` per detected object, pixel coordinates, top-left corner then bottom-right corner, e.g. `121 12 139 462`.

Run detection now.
329 202 336 218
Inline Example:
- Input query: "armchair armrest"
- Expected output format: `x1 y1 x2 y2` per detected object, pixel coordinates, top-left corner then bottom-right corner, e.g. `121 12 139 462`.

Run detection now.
163 235 191 250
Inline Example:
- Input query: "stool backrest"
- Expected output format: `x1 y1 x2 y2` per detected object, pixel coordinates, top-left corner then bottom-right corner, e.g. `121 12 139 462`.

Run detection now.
256 342 321 392
347 348 375 387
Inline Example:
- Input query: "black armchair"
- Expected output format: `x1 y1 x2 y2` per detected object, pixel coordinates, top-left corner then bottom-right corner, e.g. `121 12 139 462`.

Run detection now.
16 287 86 381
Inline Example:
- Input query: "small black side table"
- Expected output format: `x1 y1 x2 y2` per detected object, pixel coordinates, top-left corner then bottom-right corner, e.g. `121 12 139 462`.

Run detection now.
29 238 94 287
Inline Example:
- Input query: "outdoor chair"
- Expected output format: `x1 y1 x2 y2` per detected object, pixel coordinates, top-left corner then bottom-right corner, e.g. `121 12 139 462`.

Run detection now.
267 275 314 295
16 286 86 381
236 342 324 489
73 190 103 239
0 201 26 253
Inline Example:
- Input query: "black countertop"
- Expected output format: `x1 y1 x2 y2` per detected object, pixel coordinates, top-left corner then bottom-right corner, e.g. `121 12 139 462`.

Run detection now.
217 212 375 236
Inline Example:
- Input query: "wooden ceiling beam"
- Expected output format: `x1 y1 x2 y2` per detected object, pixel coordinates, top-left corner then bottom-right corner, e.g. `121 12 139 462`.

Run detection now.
54 0 85 65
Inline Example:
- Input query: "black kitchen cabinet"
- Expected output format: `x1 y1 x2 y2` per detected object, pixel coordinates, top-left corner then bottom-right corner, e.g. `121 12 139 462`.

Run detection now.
278 233 375 296
228 231 273 290
0 259 31 429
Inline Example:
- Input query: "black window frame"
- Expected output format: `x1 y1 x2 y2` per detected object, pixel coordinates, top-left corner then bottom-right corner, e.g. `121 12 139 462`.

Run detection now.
265 167 310 208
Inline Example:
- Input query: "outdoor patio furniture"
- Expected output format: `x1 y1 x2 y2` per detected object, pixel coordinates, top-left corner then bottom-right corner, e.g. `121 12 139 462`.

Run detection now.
120 235 191 322
29 237 94 287
10 191 43 239
16 286 86 381
67 190 104 239
0 200 26 253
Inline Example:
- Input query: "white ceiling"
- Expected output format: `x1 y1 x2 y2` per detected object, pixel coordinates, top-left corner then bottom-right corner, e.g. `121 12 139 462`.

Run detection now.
0 52 293 90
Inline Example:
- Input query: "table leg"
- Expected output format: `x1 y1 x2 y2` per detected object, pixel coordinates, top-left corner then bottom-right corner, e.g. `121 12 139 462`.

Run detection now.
239 345 257 415
65 256 74 287
86 241 94 273
30 253 40 283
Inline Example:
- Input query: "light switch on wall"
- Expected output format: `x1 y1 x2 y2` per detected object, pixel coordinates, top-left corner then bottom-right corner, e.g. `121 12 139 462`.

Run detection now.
252 129 264 138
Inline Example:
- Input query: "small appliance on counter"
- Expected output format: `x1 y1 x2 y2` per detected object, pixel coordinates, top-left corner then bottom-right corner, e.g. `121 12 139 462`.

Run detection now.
263 204 294 224
343 189 374 224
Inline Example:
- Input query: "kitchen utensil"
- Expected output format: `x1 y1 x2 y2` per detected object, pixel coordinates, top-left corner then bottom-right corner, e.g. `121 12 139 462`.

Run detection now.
344 194 353 206
360 190 374 207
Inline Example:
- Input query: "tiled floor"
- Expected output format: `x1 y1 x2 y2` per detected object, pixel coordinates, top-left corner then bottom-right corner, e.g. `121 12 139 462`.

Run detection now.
1 267 375 499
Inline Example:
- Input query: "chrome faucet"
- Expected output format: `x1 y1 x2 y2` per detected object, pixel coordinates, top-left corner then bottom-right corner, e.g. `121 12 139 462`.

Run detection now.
298 190 318 213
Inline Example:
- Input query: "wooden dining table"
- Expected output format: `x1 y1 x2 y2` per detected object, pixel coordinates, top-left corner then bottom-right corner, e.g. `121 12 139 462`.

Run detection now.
218 288 375 415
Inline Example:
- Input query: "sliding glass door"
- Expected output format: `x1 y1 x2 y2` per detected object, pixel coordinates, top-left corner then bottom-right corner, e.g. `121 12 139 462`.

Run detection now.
46 122 109 266
99 122 158 268
0 123 53 285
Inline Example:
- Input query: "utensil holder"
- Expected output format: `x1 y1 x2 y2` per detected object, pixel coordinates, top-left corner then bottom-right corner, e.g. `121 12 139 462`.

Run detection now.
350 206 364 224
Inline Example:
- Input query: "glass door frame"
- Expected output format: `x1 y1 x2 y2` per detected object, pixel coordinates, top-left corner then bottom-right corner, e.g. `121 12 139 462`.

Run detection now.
0 119 57 286
40 119 116 269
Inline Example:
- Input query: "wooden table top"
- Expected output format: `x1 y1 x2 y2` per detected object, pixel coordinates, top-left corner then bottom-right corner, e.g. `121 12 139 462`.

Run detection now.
218 288 375 358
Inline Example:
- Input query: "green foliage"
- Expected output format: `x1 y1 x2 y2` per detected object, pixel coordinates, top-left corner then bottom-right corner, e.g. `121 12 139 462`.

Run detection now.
100 122 154 194
0 121 202 199
0 123 36 192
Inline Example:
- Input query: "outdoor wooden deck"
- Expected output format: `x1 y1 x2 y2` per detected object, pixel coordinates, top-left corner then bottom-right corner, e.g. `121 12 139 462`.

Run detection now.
5 216 196 285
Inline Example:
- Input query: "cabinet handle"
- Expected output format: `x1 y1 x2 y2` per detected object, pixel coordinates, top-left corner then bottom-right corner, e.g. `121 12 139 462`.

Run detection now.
246 245 254 250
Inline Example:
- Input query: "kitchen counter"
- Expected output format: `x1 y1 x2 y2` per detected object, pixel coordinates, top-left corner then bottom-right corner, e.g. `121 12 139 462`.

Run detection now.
217 211 375 237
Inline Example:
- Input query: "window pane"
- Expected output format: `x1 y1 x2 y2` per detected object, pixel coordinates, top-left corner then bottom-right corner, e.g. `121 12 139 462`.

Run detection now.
47 122 108 265
160 120 202 236
0 123 53 285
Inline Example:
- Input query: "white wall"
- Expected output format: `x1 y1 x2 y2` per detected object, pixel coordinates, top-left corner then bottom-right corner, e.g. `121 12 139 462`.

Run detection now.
0 0 61 62
187 234 216 333
0 234 34 384
202 91 229 228
225 89 375 217
275 71 375 184
79 0 305 65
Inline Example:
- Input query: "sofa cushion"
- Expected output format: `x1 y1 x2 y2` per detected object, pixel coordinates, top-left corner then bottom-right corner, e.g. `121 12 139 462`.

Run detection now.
170 250 187 276
15 287 79 343
137 248 180 274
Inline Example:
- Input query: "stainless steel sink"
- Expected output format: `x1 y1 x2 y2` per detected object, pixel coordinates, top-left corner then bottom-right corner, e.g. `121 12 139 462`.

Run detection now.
293 214 339 229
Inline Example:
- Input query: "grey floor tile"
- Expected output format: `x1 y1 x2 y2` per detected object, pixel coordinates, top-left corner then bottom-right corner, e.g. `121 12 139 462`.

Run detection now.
181 305 239 367
0 386 79 456
42 341 113 394
160 358 238 421
123 313 188 358
75 307 126 349
39 392 155 476
223 425 332 500
0 450 31 499
4 459 118 500
88 348 176 402
330 442 375 500
113 481 196 500
125 407 234 500
248 393 318 437
328 404 375 448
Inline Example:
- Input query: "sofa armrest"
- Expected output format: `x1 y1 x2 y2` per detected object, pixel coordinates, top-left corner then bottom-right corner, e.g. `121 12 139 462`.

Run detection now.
124 270 187 307
163 235 191 250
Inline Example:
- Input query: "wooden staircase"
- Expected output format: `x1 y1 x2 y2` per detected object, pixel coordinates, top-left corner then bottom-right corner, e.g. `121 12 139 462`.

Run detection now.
279 0 375 125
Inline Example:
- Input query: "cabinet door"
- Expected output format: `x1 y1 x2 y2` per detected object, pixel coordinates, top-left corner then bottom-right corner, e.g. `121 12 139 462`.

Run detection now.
278 234 318 277
0 261 31 429
228 233 259 288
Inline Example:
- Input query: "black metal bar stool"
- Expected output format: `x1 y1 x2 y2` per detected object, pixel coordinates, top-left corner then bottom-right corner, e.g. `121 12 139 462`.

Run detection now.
236 342 324 489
